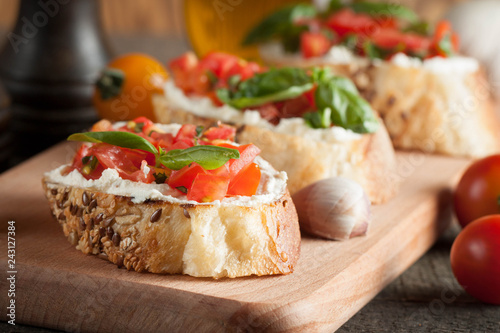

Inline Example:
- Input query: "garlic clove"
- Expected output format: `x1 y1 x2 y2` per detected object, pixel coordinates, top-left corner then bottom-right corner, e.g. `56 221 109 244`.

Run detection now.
292 177 372 240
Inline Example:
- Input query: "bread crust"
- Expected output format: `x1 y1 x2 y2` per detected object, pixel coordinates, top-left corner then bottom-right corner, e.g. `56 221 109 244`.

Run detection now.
153 95 398 204
42 178 300 278
260 52 500 158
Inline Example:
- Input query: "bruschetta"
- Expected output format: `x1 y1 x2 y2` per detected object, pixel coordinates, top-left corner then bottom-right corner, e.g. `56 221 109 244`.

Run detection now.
42 118 300 278
244 1 500 158
153 52 398 204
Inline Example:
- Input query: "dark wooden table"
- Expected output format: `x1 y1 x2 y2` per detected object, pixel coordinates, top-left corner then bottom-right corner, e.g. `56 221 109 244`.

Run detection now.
1 34 499 333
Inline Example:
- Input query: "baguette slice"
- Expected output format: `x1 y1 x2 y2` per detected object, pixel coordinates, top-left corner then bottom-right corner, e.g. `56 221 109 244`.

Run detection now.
153 86 398 204
260 46 500 158
42 127 300 279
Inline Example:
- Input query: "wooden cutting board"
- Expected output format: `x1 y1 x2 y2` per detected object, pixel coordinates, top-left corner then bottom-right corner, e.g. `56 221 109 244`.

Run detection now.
0 142 469 332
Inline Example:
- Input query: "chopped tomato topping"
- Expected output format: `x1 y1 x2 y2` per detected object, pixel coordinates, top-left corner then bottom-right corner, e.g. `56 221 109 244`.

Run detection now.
227 162 261 196
167 163 207 191
202 124 236 141
174 124 197 147
326 8 378 38
188 174 230 202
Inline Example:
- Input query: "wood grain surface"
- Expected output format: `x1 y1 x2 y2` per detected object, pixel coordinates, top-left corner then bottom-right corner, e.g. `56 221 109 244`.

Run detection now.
0 140 469 332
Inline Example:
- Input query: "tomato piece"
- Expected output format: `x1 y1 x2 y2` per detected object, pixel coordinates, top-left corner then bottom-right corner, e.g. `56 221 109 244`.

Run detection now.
450 215 500 305
276 94 314 118
431 20 459 57
227 162 261 196
198 51 239 79
303 85 317 110
68 145 105 180
173 124 197 146
188 174 230 202
169 51 198 93
325 8 378 38
225 60 262 81
132 116 153 128
167 162 207 191
150 131 174 150
454 155 500 228
252 103 281 125
371 28 431 53
90 143 152 181
203 124 236 142
226 143 261 178
300 32 331 58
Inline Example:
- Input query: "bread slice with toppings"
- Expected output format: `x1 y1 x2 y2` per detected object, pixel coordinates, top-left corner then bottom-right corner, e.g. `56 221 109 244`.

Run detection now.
153 83 398 204
260 48 500 158
42 122 300 278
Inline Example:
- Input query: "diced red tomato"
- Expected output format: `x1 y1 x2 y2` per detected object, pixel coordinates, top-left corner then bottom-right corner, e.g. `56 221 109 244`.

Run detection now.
69 145 105 180
276 94 314 118
325 8 378 38
173 124 197 146
90 143 153 181
227 162 261 196
218 143 261 178
188 174 230 202
169 52 198 93
371 28 431 53
150 131 174 150
303 85 317 110
198 52 239 79
203 124 236 141
252 103 281 125
224 60 262 81
301 32 331 58
167 162 207 191
132 116 154 128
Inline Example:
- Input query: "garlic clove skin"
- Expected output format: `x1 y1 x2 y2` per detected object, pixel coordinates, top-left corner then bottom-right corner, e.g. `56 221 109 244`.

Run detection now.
292 177 372 240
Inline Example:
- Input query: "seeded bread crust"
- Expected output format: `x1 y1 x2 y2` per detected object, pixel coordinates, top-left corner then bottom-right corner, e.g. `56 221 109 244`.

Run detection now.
42 179 300 278
153 95 398 204
259 52 500 158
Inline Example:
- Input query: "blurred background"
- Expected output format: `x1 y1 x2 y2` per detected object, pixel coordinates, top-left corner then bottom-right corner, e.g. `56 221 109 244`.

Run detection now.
0 0 492 173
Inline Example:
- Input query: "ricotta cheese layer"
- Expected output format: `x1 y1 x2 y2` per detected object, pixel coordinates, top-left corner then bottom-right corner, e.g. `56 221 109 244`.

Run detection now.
44 123 288 206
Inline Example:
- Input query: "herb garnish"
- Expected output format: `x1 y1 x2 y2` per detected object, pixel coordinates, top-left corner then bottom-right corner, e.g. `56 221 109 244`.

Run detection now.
68 131 240 170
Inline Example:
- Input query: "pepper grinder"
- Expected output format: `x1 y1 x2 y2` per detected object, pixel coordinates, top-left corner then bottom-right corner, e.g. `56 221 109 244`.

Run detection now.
0 0 114 166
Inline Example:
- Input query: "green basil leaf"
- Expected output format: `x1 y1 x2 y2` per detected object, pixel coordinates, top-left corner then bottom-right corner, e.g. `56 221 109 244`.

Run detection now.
218 83 313 109
314 79 379 133
303 108 332 129
349 2 418 23
68 131 159 155
403 20 430 36
159 146 240 170
242 3 317 46
217 67 313 109
437 33 454 57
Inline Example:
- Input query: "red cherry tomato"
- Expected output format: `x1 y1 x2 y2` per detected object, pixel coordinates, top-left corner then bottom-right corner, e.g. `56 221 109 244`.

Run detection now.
450 215 500 304
454 155 500 228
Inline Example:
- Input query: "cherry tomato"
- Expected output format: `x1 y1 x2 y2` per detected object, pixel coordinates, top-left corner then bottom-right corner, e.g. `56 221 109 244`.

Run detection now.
300 32 331 58
454 155 500 228
93 53 168 121
450 215 500 304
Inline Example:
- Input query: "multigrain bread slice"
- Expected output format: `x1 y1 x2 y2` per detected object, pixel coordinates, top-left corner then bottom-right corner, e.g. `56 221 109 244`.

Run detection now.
42 125 301 279
153 93 398 204
260 49 500 158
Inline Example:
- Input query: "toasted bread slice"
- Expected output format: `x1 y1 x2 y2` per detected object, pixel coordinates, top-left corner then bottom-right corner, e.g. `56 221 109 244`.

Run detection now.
153 88 398 204
260 46 500 158
42 127 300 279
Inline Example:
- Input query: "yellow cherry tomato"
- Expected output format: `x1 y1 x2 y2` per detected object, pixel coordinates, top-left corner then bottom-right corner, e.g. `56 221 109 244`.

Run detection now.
93 53 168 121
